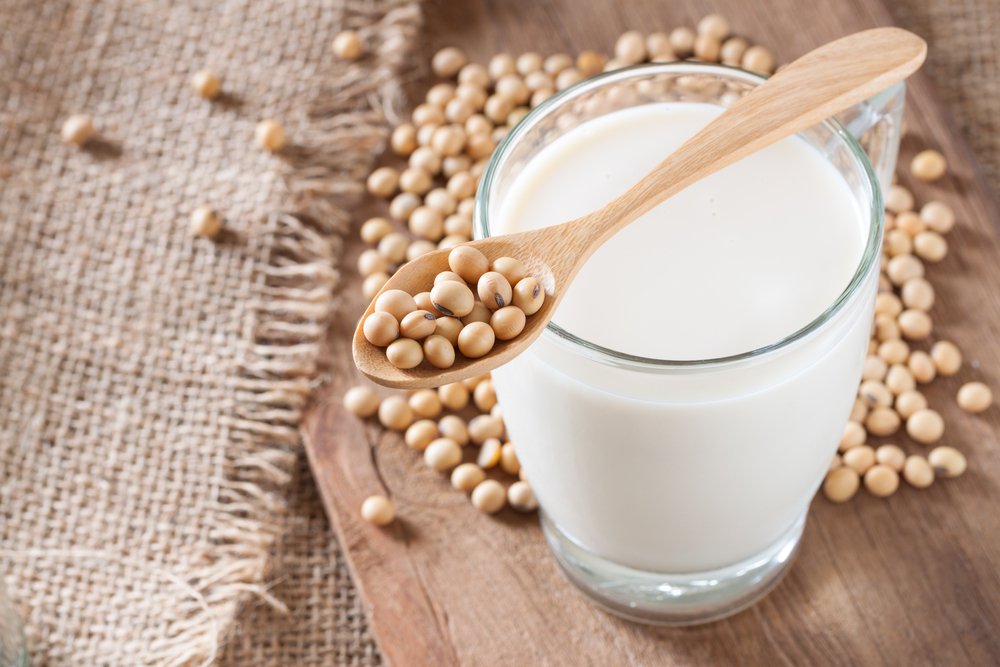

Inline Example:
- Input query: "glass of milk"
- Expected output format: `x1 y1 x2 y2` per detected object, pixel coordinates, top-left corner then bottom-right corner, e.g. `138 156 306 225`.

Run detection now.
477 63 903 624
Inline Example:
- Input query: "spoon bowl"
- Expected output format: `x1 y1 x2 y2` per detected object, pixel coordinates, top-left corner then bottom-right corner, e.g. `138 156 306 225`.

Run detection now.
354 27 927 389
353 227 569 388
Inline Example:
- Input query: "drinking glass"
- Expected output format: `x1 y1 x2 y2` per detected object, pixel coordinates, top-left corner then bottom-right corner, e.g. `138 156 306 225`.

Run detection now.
476 63 901 625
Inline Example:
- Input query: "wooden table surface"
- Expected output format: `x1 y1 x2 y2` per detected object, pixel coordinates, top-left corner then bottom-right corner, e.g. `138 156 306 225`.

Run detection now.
302 1 1000 664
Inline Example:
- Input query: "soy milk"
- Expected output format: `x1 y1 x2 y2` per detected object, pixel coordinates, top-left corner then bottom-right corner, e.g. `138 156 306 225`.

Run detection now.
489 103 876 572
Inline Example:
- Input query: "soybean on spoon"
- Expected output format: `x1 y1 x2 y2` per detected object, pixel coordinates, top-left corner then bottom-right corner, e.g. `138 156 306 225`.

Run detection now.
354 27 926 389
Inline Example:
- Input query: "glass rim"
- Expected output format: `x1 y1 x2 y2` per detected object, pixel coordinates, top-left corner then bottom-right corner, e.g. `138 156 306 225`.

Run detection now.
474 61 884 371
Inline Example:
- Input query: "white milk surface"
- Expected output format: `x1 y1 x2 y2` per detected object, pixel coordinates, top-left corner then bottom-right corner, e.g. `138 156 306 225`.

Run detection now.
490 103 875 573
499 103 865 359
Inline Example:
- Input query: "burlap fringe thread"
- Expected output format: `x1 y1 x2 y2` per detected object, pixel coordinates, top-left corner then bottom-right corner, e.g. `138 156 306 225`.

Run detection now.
187 5 421 664
1 3 420 666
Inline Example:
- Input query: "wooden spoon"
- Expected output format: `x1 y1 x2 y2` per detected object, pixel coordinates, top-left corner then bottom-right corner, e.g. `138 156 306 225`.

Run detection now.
355 27 926 389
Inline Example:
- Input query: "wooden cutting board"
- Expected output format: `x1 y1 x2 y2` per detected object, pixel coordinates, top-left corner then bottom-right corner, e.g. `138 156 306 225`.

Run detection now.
301 0 1000 664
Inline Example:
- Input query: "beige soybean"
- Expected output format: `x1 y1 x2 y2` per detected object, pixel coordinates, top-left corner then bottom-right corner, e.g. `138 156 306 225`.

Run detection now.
423 334 456 369
508 481 538 512
357 249 389 277
500 442 520 475
431 280 475 318
903 455 935 488
434 271 466 286
910 149 947 181
875 292 903 317
378 231 410 263
859 380 893 408
389 192 422 222
614 31 647 65
885 364 916 395
360 495 394 526
957 382 992 413
408 389 443 419
255 119 287 152
438 382 470 411
849 397 869 423
477 271 513 310
823 466 860 503
386 338 423 369
875 314 901 342
895 211 926 236
409 206 444 240
434 317 463 345
512 276 544 315
405 419 439 451
62 114 96 145
462 373 491 390
367 166 399 198
461 302 492 326
866 406 901 437
895 390 928 419
477 438 502 468
720 37 748 66
875 444 906 472
669 27 696 55
468 414 504 444
191 70 221 99
375 289 417 321
400 310 437 340
344 386 381 418
839 421 866 452
906 408 944 444
913 231 948 263
439 414 470 446
471 479 507 514
843 445 876 475
576 50 607 76
391 123 418 156
190 206 222 238
886 254 924 286
490 306 527 341
360 217 394 244
332 30 363 60
491 257 528 286
424 437 463 472
862 356 888 381
451 463 486 493
878 339 910 365
930 340 962 376
928 446 966 478
378 395 413 431
432 47 467 78
458 321 496 358
864 465 900 497
920 201 955 234
413 292 440 316
906 351 935 384
885 184 914 213
473 380 497 412
362 273 390 300
488 53 516 80
901 277 935 311
741 45 774 74
363 311 399 347
448 246 490 283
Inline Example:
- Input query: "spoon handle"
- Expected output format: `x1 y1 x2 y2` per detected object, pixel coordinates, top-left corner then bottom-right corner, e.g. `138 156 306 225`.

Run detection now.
579 27 926 245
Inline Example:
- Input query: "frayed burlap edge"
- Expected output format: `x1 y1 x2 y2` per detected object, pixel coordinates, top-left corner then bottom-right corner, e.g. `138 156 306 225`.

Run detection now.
163 4 422 664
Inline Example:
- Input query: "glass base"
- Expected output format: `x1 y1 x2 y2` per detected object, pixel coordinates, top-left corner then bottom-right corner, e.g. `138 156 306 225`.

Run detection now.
541 510 806 626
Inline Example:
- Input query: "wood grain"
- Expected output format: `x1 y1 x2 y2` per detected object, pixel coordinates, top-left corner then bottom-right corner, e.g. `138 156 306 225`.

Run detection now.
303 1 1000 665
354 28 927 390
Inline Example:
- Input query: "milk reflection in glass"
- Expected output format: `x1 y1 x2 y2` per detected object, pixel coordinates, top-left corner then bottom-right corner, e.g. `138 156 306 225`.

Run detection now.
490 103 875 573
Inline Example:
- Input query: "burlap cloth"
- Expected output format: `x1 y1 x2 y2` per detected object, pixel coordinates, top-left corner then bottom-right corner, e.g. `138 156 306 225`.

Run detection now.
0 0 419 664
1 1 997 666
